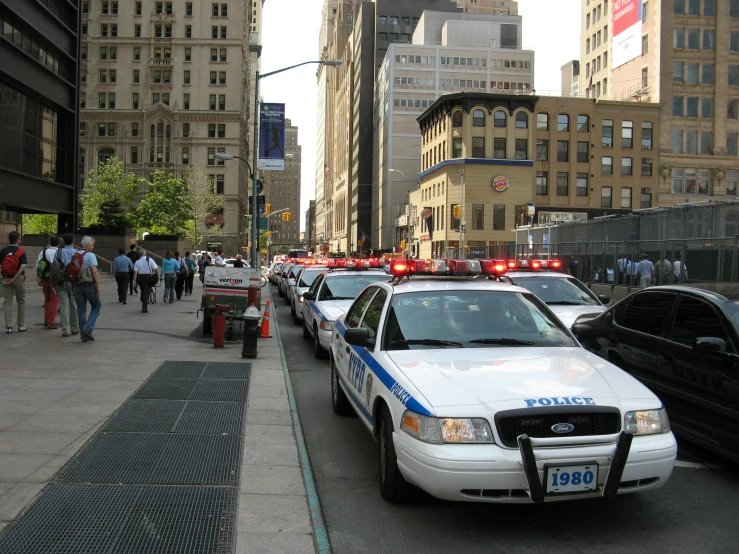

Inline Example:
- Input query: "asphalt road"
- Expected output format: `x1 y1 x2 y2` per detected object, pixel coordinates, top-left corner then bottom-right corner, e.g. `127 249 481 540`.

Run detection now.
272 286 739 554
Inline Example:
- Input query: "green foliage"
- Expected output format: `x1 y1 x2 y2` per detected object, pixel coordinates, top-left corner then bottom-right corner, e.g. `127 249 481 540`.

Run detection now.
22 214 58 235
133 171 191 235
81 158 139 227
180 167 226 248
99 199 127 229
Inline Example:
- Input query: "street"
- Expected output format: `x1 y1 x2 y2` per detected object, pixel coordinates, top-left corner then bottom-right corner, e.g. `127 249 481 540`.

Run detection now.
273 285 739 554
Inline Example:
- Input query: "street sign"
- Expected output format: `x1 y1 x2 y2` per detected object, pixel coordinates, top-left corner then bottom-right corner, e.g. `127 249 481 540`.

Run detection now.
249 196 266 216
258 217 268 230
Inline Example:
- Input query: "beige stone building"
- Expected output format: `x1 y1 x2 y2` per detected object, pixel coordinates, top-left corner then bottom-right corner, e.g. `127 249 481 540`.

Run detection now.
261 119 301 247
79 0 264 253
579 0 739 206
410 92 660 259
456 0 518 15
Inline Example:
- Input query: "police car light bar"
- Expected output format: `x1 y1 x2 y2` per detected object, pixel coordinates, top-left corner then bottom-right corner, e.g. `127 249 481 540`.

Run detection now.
480 259 509 276
512 259 562 271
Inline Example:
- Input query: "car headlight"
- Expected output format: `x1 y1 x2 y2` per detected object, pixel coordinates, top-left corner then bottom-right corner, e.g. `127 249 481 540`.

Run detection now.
319 320 334 331
624 408 670 435
298 295 304 303
401 410 494 444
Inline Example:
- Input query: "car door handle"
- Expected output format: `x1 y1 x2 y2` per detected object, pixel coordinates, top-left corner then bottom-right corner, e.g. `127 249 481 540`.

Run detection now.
660 354 674 363
346 346 350 354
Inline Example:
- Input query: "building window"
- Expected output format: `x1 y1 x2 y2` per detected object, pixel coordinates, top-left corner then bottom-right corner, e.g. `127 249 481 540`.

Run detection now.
576 173 588 196
601 187 612 208
108 93 115 109
208 148 216 166
183 123 190 138
701 97 713 119
515 112 528 129
220 49 227 62
186 2 193 16
493 137 506 159
133 70 139 84
622 157 633 175
687 97 698 118
217 148 226 165
135 25 141 37
576 141 588 163
703 30 715 50
131 122 138 137
98 93 105 109
453 138 462 157
731 66 739 86
182 147 189 165
183 94 190 110
701 131 713 154
557 172 569 196
472 204 484 230
216 175 225 194
673 96 684 116
218 124 226 138
493 205 505 231
220 26 227 39
602 156 613 175
576 115 589 132
556 141 569 162
219 72 226 84
210 71 217 84
515 139 528 160
641 158 653 176
536 113 549 130
79 122 86 136
672 130 683 153
687 62 699 84
472 109 485 127
209 95 216 110
471 137 485 158
494 111 506 127
702 63 714 84
726 170 738 196
731 32 739 52
674 28 685 48
186 25 192 38
131 147 138 165
557 114 569 132
536 172 548 195
536 139 548 161
208 124 216 138
687 28 699 50
622 121 633 148
219 95 225 110
641 122 653 149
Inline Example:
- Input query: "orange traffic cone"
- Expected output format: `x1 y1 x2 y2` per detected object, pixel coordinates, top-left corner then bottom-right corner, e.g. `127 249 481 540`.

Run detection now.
260 300 272 338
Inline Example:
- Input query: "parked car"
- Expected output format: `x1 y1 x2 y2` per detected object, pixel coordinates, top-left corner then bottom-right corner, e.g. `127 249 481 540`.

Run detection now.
571 285 739 462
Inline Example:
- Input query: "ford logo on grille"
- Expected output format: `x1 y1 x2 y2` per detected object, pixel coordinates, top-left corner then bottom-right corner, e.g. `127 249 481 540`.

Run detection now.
551 423 575 434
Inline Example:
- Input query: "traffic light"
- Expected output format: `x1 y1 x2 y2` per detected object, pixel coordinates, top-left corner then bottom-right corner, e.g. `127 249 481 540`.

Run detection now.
265 203 271 215
400 240 406 249
453 205 461 218
281 212 292 222
266 231 272 238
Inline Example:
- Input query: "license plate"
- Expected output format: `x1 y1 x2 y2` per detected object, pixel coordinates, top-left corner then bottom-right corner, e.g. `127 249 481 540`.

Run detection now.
546 463 598 494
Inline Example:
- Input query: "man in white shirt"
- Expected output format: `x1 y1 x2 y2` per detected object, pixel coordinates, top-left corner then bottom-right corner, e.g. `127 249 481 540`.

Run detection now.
132 249 160 313
635 253 655 288
673 252 688 284
37 237 60 329
653 256 672 285
214 248 226 267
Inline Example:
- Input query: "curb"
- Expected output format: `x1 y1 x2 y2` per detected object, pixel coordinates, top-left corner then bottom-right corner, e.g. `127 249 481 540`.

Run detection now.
271 289 332 554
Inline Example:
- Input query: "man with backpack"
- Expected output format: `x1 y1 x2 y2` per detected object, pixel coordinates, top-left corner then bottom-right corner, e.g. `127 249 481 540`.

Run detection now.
55 233 79 337
0 231 28 334
68 235 101 342
184 252 197 295
36 236 60 329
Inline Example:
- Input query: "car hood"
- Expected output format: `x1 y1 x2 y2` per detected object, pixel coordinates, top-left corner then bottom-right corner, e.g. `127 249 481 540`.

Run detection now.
385 347 655 409
547 305 607 328
317 300 353 321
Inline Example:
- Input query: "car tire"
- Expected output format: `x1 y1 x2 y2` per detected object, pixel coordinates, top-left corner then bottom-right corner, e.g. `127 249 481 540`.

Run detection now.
293 309 302 326
303 318 311 340
290 301 296 317
314 324 327 359
378 405 410 503
331 355 352 416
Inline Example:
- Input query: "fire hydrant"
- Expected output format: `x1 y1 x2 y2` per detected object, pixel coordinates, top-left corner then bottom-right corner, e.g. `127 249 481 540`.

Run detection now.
213 304 230 348
241 305 262 358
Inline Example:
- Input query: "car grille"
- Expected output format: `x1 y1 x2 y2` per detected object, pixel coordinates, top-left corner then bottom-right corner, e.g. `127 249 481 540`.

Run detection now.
495 407 621 448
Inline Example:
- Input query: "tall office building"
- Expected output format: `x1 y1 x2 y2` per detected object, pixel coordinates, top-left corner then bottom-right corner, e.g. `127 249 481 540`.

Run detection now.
0 0 82 234
561 60 580 97
79 0 263 253
579 0 738 205
262 119 301 246
456 0 518 14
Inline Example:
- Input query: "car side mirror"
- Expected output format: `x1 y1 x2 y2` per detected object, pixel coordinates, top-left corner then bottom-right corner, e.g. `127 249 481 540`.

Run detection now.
302 291 315 301
571 323 595 341
597 295 611 305
693 337 726 353
344 327 376 349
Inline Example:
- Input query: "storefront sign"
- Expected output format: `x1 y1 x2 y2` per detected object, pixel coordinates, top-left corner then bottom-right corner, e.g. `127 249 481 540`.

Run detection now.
492 175 509 192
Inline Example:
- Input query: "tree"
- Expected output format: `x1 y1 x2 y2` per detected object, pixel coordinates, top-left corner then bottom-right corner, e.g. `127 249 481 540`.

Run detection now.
99 199 127 229
133 170 191 235
81 157 139 227
22 214 58 235
181 166 226 248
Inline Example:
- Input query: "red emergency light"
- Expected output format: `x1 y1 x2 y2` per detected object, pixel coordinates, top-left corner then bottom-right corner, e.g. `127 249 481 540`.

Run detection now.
479 259 509 276
389 259 409 276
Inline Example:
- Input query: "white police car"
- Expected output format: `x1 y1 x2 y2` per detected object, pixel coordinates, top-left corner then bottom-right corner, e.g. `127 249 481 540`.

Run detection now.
328 259 676 503
302 264 392 359
291 265 328 325
502 259 609 328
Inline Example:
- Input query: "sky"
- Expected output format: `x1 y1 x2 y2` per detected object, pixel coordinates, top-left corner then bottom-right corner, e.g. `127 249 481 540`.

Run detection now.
259 0 581 231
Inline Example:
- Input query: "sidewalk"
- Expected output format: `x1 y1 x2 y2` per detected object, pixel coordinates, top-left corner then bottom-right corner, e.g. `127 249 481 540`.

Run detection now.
0 280 320 553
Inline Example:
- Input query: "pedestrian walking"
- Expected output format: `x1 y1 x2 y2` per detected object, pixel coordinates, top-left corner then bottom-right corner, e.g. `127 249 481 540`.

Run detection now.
112 248 134 304
126 244 138 295
133 249 159 313
56 233 79 337
0 231 28 334
673 252 688 284
616 255 630 286
635 253 655 289
161 251 179 304
606 263 615 284
37 237 60 329
72 236 101 342
184 251 197 295
567 256 580 279
654 256 672 285
198 253 210 284
174 251 186 300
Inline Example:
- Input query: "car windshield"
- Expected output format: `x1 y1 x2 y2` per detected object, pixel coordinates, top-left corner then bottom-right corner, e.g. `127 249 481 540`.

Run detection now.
274 263 283 272
299 270 324 288
383 290 577 350
319 274 392 301
510 276 600 306
289 265 304 278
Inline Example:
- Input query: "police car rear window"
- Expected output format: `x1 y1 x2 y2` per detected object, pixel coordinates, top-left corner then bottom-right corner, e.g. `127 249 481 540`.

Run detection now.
510 276 600 306
383 290 576 350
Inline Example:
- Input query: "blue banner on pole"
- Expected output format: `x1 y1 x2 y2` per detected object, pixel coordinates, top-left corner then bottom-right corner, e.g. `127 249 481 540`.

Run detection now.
258 103 285 171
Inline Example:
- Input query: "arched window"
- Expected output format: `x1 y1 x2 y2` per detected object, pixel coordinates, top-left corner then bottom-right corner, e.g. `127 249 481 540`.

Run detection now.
98 148 115 165
537 112 549 130
150 124 155 138
577 114 590 132
452 110 463 128
157 121 164 137
494 110 507 128
472 109 485 127
515 112 528 129
557 113 570 132
166 125 171 139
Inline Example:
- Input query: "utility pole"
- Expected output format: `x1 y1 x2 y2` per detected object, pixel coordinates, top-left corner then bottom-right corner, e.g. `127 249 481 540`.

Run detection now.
459 168 466 259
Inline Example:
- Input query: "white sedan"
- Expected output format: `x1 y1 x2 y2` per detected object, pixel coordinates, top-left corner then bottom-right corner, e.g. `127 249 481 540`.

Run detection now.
329 277 676 503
